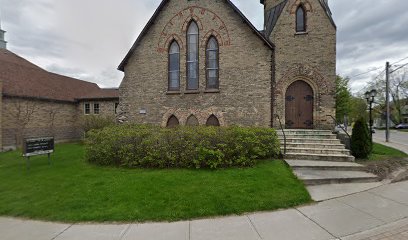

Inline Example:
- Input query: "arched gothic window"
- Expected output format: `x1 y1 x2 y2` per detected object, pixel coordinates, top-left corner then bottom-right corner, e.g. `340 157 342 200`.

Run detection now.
206 114 220 127
186 115 199 126
296 5 306 32
168 41 180 91
187 21 199 90
167 115 180 128
206 37 219 89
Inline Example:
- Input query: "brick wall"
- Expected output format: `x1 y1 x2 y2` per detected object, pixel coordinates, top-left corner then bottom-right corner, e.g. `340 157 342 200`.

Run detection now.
267 0 336 129
119 0 273 127
1 97 81 149
78 100 118 118
0 79 3 150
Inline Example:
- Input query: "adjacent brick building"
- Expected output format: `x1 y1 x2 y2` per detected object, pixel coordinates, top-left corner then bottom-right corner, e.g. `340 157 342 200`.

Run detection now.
0 48 119 150
118 0 336 129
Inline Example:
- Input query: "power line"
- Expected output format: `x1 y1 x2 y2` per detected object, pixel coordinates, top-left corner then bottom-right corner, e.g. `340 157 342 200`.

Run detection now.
390 62 408 74
349 67 383 79
391 56 408 65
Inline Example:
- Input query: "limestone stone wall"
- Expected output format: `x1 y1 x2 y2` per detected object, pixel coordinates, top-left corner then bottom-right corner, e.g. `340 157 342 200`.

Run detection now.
119 0 273 127
268 0 336 129
1 97 81 149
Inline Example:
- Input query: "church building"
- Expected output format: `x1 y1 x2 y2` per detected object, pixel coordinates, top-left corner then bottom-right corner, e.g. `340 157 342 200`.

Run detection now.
117 0 336 129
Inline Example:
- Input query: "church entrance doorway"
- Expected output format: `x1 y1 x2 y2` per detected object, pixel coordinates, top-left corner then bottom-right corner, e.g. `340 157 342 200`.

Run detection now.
285 80 314 129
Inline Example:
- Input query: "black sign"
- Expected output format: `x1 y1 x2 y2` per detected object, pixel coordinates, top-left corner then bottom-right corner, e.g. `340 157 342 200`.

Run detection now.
23 137 54 157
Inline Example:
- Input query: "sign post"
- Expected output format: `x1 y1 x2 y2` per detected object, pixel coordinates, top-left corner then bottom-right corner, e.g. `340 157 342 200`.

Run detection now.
23 137 55 170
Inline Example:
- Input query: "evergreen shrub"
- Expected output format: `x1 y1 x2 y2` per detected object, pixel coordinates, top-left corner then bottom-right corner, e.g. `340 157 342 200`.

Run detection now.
85 125 280 169
351 118 372 159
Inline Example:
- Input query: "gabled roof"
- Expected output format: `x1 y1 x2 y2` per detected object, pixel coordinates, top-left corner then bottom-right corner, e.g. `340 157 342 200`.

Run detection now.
0 49 119 102
264 0 288 37
318 0 336 29
261 0 336 35
118 0 274 72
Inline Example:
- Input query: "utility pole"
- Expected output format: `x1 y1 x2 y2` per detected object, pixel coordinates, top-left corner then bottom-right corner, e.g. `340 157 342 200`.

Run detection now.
386 62 390 142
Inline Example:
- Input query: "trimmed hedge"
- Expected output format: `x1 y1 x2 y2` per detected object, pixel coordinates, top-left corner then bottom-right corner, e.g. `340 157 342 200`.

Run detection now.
351 118 372 159
85 125 280 169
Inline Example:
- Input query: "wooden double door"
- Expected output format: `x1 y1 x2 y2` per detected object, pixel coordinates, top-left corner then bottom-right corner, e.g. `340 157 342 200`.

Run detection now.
285 81 314 129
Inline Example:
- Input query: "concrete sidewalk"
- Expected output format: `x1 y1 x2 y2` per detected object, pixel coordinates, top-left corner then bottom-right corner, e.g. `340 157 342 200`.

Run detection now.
373 130 408 154
1 181 408 240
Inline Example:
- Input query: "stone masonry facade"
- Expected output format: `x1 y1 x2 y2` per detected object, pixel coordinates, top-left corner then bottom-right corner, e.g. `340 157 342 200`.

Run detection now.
265 0 336 129
119 0 336 129
119 0 274 127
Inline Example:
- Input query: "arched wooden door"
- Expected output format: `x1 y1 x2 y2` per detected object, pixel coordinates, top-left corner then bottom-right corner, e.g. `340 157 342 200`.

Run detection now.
285 81 314 129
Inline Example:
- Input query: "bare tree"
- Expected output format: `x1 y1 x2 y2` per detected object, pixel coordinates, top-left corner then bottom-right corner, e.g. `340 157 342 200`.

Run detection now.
9 98 38 146
365 67 408 124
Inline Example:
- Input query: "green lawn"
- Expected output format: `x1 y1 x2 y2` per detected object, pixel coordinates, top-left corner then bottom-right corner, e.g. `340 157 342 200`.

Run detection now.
0 143 310 223
368 143 408 161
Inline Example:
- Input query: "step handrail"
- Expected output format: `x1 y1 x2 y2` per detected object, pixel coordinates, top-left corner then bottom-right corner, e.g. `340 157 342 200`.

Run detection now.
327 115 351 139
275 114 287 155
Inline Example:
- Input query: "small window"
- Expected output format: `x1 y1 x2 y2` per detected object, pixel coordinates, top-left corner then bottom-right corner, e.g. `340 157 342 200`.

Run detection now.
94 103 100 115
168 41 180 91
84 103 91 115
206 114 220 126
206 37 219 89
114 102 119 114
167 115 180 128
186 115 199 126
296 5 306 32
187 21 199 90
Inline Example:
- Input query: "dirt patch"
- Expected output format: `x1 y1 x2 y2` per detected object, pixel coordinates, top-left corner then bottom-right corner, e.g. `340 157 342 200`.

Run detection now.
360 158 408 180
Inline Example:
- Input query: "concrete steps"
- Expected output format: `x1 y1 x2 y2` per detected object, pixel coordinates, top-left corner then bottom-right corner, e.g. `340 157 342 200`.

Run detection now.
286 160 365 171
293 169 378 186
278 129 380 187
285 143 346 149
285 153 355 162
283 147 351 155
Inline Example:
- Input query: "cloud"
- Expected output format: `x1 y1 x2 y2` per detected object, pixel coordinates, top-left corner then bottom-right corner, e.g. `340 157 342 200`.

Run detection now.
1 0 407 93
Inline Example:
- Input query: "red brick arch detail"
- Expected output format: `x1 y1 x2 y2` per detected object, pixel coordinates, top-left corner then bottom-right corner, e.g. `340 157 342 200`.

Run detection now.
201 30 223 47
290 0 313 14
163 34 184 52
181 15 204 32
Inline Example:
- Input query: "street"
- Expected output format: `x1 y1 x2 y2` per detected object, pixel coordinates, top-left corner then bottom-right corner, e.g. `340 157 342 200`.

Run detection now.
373 130 408 154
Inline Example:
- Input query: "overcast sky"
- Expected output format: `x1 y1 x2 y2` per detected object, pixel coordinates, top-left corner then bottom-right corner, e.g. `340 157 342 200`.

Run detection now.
0 0 407 93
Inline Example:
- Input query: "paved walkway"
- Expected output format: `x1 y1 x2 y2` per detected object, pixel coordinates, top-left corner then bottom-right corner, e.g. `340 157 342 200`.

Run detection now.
374 130 408 154
1 181 408 240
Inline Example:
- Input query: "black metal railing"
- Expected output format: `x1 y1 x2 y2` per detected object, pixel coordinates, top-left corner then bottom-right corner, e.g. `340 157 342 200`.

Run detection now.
275 114 287 155
327 115 351 139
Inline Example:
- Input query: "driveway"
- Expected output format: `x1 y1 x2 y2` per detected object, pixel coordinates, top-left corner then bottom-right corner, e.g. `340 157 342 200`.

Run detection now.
373 130 408 154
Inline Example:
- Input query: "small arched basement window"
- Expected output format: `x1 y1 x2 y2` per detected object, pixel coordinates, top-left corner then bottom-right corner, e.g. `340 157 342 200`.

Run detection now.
296 5 306 32
167 115 180 128
186 115 199 126
206 36 219 89
206 114 220 127
168 41 180 91
187 21 199 90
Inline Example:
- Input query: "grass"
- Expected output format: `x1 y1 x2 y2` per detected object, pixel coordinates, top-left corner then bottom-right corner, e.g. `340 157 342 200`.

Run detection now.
0 143 311 223
367 143 408 161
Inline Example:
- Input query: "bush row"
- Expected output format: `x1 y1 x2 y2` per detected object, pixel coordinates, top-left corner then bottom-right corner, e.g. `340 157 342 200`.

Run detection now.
85 125 280 169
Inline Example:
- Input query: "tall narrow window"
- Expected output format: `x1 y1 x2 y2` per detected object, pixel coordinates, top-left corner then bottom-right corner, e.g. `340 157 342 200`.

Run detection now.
296 5 306 32
206 37 219 89
187 21 199 90
168 41 180 91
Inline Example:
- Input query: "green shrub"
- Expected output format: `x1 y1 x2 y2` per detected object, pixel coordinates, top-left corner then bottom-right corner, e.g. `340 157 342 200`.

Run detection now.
351 118 372 159
79 115 116 133
85 125 280 169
